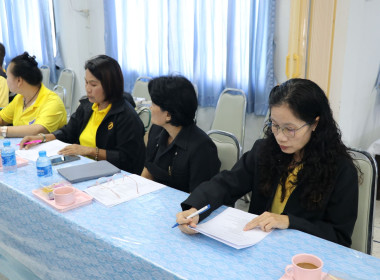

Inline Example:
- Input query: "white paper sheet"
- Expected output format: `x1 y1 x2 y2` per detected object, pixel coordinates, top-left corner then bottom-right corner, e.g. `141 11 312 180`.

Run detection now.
191 207 272 249
16 140 71 161
84 174 166 207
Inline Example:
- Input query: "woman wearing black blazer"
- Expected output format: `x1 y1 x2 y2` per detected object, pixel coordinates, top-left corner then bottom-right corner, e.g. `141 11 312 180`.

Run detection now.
175 79 359 247
141 75 220 193
20 55 145 174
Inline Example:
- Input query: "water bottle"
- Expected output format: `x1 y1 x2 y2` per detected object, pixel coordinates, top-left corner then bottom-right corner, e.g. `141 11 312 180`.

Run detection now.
36 150 53 187
1 140 17 173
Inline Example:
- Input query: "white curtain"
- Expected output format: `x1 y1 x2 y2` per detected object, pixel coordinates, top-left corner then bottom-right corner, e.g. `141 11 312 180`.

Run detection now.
0 0 57 82
104 0 276 114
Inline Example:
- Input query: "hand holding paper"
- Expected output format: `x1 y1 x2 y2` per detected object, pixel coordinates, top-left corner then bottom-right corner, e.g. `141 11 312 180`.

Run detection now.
190 207 273 249
243 211 290 232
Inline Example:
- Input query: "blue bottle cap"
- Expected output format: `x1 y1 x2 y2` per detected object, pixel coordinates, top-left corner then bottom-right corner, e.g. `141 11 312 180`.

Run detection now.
39 150 47 157
3 140 10 147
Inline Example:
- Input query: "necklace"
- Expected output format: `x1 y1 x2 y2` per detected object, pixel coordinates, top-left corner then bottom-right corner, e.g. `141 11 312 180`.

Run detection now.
23 86 41 109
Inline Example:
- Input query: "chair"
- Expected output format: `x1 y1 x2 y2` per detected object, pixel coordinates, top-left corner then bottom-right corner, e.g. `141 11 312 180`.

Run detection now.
211 88 247 201
40 65 50 89
207 130 241 171
349 148 377 254
53 68 75 118
211 88 246 149
136 107 152 133
132 76 152 101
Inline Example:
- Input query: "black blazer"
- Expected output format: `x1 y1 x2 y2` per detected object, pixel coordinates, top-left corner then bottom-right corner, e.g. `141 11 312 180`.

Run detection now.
53 97 146 174
182 139 358 247
145 124 221 193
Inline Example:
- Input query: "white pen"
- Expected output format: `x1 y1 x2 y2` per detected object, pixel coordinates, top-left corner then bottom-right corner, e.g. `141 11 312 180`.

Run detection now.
172 204 211 228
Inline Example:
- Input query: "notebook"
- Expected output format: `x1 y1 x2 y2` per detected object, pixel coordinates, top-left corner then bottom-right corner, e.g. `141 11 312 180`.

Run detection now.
57 160 121 183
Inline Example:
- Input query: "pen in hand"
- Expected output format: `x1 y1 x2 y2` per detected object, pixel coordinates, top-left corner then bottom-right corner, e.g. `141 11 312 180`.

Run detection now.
17 140 42 146
172 204 211 228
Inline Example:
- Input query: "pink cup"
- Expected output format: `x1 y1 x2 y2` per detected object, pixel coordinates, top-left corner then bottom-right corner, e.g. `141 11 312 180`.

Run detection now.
53 186 76 206
285 253 323 280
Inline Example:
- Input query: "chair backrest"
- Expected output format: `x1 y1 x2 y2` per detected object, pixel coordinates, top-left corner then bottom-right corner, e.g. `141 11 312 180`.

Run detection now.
53 85 66 105
40 65 50 89
207 130 241 171
136 107 152 133
349 148 377 254
132 76 152 101
54 68 75 117
211 88 246 150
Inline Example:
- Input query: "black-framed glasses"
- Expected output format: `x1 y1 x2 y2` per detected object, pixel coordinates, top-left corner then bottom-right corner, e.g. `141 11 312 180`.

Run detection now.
267 121 310 138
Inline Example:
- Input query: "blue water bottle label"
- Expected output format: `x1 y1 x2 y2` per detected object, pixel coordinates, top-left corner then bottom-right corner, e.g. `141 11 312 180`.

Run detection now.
2 155 16 166
37 166 52 177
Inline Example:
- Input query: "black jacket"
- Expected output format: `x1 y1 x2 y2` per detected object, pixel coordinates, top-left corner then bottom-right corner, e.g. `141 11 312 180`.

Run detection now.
145 124 221 193
182 139 358 247
53 97 146 174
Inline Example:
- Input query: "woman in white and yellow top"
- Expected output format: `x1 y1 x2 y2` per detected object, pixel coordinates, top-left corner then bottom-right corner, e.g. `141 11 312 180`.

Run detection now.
20 55 146 174
0 52 67 137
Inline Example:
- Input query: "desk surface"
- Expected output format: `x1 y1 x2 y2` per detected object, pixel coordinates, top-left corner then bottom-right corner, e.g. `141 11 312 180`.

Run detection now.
0 138 380 280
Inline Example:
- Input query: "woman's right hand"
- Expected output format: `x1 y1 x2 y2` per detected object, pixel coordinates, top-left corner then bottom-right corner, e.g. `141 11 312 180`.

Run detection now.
175 208 200 235
19 135 43 150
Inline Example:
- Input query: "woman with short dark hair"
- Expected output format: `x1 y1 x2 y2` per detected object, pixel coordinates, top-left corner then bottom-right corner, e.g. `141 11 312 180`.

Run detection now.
20 55 146 174
0 52 67 137
176 78 359 247
141 75 221 193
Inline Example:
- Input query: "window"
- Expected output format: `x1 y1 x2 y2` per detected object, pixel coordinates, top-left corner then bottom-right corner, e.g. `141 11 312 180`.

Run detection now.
105 0 276 114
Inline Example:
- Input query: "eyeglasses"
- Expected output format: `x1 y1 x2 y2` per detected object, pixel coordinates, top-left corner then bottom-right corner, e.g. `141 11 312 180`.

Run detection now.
95 173 139 199
267 121 310 138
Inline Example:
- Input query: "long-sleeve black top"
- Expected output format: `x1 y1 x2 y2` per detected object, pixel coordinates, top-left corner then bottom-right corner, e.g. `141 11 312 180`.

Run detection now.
53 97 146 174
182 139 358 247
145 123 221 193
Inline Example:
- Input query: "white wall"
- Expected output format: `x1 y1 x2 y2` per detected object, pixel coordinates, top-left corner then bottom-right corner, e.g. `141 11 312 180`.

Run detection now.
54 0 105 109
331 0 380 150
54 0 380 152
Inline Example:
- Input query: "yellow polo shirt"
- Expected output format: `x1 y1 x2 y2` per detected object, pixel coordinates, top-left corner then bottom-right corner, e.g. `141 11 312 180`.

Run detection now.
0 76 9 108
79 103 112 147
271 164 302 214
0 84 67 132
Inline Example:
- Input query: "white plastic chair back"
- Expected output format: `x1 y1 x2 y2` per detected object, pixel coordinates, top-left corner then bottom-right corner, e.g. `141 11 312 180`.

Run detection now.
53 85 66 103
211 88 246 150
54 68 74 117
136 107 152 133
132 76 152 101
207 130 241 171
350 149 377 254
40 65 50 89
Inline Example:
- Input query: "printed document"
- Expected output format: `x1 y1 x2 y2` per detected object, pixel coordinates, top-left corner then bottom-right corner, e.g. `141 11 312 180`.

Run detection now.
16 140 70 161
191 207 272 249
84 174 166 207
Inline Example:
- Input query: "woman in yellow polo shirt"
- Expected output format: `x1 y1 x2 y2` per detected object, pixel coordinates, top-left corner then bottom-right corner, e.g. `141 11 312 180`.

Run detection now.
0 52 67 137
20 55 146 174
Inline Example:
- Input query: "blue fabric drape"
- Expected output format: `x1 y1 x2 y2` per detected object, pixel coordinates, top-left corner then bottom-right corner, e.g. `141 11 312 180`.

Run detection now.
0 0 57 83
104 0 276 114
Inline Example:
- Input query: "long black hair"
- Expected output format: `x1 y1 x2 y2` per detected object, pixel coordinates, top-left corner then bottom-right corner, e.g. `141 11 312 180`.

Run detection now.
259 78 354 210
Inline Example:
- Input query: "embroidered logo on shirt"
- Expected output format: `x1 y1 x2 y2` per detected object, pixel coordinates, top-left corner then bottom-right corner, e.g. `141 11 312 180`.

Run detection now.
29 119 36 125
108 122 114 130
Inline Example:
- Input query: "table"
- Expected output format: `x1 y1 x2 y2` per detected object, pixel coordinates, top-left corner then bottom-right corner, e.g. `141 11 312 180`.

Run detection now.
1 138 380 280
